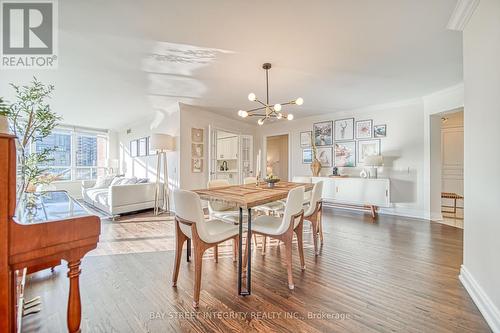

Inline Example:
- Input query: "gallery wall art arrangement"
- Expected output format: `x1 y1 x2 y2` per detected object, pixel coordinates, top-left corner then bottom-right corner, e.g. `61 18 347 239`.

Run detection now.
301 117 386 168
191 128 204 173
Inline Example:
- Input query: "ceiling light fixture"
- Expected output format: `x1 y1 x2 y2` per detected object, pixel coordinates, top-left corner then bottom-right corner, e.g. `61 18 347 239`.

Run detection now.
238 63 303 125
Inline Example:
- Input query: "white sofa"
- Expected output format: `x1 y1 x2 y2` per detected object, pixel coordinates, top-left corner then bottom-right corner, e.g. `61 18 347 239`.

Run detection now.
81 178 163 216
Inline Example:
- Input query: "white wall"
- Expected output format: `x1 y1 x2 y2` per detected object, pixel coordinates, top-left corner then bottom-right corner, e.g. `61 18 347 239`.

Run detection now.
179 103 257 190
256 99 427 219
117 104 181 208
460 0 500 331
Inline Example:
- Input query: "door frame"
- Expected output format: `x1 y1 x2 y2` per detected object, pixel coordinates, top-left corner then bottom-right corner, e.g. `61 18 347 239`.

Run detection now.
262 132 291 181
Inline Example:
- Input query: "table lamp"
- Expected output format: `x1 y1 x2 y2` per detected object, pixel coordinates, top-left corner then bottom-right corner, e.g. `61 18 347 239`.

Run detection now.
150 133 175 215
364 155 384 179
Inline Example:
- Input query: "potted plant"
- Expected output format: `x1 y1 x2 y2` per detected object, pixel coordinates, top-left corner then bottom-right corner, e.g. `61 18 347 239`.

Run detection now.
310 133 321 176
3 77 62 193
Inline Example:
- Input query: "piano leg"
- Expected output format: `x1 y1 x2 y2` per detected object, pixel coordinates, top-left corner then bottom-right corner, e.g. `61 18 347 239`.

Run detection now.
67 260 82 333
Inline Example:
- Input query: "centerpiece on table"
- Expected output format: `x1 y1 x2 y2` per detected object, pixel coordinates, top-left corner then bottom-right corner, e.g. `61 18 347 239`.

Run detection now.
264 173 280 188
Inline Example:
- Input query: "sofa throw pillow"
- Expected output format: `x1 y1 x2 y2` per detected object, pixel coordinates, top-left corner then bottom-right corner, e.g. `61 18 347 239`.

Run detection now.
121 177 138 185
136 178 149 184
110 176 125 186
93 175 115 189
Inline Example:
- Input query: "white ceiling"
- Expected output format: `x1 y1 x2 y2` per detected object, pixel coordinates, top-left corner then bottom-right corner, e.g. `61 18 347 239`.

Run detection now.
0 0 462 130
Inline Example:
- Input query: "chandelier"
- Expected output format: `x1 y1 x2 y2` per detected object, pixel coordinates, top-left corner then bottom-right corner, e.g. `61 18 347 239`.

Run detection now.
237 63 303 125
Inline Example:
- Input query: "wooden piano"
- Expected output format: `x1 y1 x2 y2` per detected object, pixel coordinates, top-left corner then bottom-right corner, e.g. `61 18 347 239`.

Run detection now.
0 133 101 333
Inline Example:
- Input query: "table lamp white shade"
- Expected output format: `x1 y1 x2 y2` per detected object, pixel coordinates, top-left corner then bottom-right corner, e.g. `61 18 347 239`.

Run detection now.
150 133 175 152
364 155 384 166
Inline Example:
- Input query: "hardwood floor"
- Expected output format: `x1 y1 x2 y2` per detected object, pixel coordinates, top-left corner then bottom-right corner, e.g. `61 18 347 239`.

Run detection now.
22 209 490 333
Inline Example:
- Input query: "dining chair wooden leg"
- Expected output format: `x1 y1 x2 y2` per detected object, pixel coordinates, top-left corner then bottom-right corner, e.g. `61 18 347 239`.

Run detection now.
319 219 324 245
310 221 319 256
172 224 187 287
261 236 267 255
214 245 218 263
285 236 294 290
253 234 258 250
295 221 306 269
193 244 205 308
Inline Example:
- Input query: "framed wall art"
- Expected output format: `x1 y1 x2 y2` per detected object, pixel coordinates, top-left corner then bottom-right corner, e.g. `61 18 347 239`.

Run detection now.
374 124 387 137
334 141 356 167
313 121 333 146
357 139 381 164
300 131 312 147
191 128 203 143
334 118 354 141
302 148 312 164
356 119 373 139
317 147 333 167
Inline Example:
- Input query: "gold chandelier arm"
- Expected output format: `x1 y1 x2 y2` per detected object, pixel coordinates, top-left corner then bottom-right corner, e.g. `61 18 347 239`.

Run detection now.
245 106 267 113
254 98 269 108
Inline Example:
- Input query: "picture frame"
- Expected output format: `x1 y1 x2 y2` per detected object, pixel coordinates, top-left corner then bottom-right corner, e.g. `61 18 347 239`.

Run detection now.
138 137 148 156
130 140 138 157
313 121 333 146
356 119 373 139
374 124 387 138
300 131 312 147
357 139 381 164
334 141 356 167
191 128 203 143
147 136 156 155
191 158 203 173
192 143 203 158
302 148 312 164
334 118 354 141
317 147 333 167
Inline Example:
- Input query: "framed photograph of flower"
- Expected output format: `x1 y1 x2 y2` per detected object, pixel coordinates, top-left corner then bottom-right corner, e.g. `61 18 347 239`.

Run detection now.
313 121 333 146
334 118 354 141
334 141 356 167
356 119 373 139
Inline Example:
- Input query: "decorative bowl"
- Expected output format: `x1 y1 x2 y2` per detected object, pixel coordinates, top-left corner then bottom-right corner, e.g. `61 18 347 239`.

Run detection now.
264 178 280 188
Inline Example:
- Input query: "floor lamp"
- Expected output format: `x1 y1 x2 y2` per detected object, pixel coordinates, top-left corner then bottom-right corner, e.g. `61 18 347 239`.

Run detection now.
150 133 175 215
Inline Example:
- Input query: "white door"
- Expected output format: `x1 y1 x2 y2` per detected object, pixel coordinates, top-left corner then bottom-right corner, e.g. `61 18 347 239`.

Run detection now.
240 135 253 180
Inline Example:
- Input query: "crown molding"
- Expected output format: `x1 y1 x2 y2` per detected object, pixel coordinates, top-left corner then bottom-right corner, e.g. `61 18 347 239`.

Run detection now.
447 0 480 31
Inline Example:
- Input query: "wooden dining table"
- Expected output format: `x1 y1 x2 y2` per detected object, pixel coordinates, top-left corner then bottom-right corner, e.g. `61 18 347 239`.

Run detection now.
193 181 313 296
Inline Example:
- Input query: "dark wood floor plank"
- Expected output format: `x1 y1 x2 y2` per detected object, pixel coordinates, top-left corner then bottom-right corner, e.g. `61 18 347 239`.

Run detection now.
22 209 491 333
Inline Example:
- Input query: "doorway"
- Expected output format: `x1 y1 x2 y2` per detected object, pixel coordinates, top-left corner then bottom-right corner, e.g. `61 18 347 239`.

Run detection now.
430 108 464 228
265 134 289 180
208 128 253 185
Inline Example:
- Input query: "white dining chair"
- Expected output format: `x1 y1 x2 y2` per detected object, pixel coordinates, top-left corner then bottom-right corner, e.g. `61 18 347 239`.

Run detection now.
172 189 240 308
303 181 324 255
251 186 306 290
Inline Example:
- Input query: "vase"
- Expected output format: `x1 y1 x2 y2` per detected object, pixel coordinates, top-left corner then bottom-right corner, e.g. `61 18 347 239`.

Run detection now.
311 159 321 176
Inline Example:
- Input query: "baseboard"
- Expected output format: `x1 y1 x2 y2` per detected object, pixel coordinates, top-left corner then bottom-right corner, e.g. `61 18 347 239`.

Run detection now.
459 265 500 333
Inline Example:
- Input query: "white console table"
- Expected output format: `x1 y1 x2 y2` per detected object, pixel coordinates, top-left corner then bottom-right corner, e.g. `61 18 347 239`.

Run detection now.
311 177 391 218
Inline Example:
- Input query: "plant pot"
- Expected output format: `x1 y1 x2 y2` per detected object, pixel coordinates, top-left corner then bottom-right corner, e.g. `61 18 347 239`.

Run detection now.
0 115 9 134
311 159 321 176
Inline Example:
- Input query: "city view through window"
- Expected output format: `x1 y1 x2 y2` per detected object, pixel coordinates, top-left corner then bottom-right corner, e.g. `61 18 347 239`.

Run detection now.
35 129 107 181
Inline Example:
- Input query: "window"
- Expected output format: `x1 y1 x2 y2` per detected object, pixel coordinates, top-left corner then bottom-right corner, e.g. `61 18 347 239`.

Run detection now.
34 128 108 181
